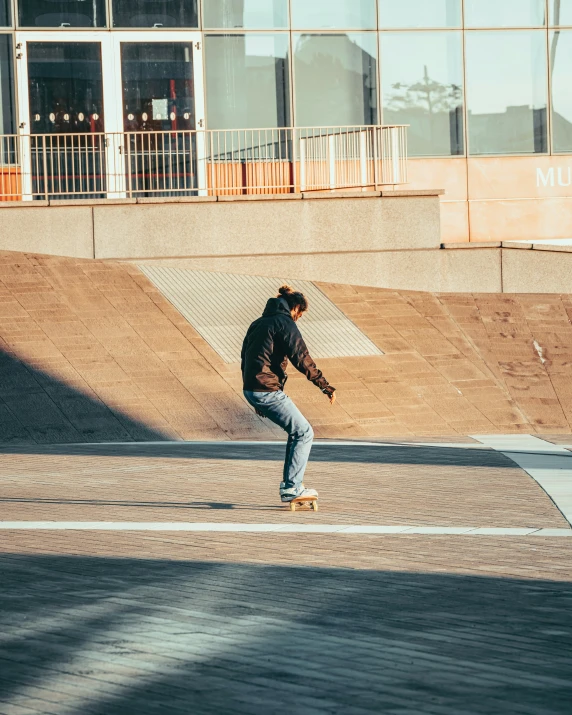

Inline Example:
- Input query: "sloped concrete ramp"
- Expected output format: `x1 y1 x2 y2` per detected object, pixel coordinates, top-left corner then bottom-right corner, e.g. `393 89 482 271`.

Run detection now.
2 250 572 443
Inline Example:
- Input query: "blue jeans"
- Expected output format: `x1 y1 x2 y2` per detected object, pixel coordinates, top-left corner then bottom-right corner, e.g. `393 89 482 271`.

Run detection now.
244 390 314 491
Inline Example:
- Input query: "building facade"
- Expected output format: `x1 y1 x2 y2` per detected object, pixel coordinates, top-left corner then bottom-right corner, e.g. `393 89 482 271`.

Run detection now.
0 1 572 242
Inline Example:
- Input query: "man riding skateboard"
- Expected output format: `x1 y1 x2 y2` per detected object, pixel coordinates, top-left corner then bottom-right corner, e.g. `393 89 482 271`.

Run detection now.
241 285 336 504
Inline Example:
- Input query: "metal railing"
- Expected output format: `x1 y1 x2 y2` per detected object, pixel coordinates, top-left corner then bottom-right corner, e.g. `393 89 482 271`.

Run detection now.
0 125 408 201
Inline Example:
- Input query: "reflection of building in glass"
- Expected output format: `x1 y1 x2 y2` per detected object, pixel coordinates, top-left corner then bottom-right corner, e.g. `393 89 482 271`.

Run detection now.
468 106 548 155
294 34 377 126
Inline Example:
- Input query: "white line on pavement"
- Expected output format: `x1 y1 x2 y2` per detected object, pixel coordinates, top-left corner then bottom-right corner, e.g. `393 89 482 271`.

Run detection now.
0 522 571 535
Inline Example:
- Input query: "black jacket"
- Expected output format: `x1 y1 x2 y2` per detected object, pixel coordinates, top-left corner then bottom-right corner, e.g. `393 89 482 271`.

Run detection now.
241 297 334 394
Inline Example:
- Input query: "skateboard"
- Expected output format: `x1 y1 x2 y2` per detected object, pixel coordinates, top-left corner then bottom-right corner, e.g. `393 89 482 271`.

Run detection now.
288 495 318 512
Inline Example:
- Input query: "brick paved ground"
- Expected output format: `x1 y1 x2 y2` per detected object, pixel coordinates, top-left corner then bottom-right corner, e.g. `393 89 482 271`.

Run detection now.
0 443 567 528
1 442 572 714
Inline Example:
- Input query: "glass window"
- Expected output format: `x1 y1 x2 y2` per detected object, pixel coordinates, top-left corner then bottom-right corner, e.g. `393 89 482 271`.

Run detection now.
550 30 572 151
550 1 572 26
464 0 546 28
465 31 548 155
121 43 195 131
203 0 288 29
18 0 106 27
293 34 377 126
291 0 376 30
381 32 463 156
112 0 198 28
379 0 461 29
0 35 15 133
0 0 10 26
28 42 104 133
205 34 290 129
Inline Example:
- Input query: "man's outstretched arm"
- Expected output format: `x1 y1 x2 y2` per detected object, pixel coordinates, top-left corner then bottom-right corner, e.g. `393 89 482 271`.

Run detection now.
283 323 336 403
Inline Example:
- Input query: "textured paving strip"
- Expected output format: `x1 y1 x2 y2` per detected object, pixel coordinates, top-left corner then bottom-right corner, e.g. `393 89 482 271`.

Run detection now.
1 522 572 536
473 435 572 526
138 267 382 362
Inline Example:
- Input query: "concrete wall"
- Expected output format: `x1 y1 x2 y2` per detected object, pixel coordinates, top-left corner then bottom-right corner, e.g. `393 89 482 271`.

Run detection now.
502 247 572 294
0 189 441 261
4 191 569 293
0 202 94 259
140 247 502 293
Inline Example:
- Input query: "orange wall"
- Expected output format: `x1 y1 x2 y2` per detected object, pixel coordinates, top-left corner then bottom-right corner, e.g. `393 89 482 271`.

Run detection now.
408 156 572 243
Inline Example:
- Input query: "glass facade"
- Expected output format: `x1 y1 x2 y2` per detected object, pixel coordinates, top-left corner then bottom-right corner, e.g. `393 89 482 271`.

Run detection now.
464 0 546 28
28 42 104 134
203 0 288 29
381 32 463 156
293 34 377 126
0 35 14 134
0 0 10 26
112 0 198 28
550 30 572 152
465 31 548 155
19 0 107 28
0 1 570 158
550 1 572 26
121 43 196 131
379 0 461 29
291 0 377 30
205 34 289 129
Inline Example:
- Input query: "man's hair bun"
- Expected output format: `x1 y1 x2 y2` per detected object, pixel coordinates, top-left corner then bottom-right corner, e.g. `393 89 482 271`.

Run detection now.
277 284 309 313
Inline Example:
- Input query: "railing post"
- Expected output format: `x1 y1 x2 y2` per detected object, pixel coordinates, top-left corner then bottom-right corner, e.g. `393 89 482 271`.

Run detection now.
196 129 207 196
106 132 126 199
299 132 306 193
391 126 401 185
373 127 380 189
19 133 33 201
328 133 336 190
359 131 368 190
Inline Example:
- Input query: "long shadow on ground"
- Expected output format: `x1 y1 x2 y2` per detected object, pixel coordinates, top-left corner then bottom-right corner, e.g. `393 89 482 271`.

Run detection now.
0 441 517 470
0 555 571 714
0 351 168 444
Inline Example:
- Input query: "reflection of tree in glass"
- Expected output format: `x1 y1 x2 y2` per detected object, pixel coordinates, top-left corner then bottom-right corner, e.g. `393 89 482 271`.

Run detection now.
384 65 463 156
386 66 461 115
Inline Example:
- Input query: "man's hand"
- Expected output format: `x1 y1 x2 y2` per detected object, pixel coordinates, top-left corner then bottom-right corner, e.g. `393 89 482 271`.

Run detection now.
329 392 336 406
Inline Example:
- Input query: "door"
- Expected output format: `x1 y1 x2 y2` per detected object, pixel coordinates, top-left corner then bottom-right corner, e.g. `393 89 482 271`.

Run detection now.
16 32 115 199
111 32 205 197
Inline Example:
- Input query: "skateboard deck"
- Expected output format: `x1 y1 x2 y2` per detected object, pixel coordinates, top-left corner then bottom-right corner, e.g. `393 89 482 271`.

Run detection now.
288 495 318 512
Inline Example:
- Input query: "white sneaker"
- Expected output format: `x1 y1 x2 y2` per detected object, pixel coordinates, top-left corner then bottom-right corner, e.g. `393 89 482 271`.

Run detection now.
280 484 318 503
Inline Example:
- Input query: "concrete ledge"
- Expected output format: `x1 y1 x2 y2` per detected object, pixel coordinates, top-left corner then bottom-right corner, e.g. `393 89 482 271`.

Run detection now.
50 198 136 206
442 241 501 249
302 190 381 199
0 191 443 274
0 200 49 208
218 193 302 202
136 196 217 204
381 189 445 197
501 242 533 250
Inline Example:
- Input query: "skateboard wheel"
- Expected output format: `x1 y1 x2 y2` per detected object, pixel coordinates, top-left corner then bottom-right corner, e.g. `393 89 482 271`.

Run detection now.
289 501 296 512
312 501 318 512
